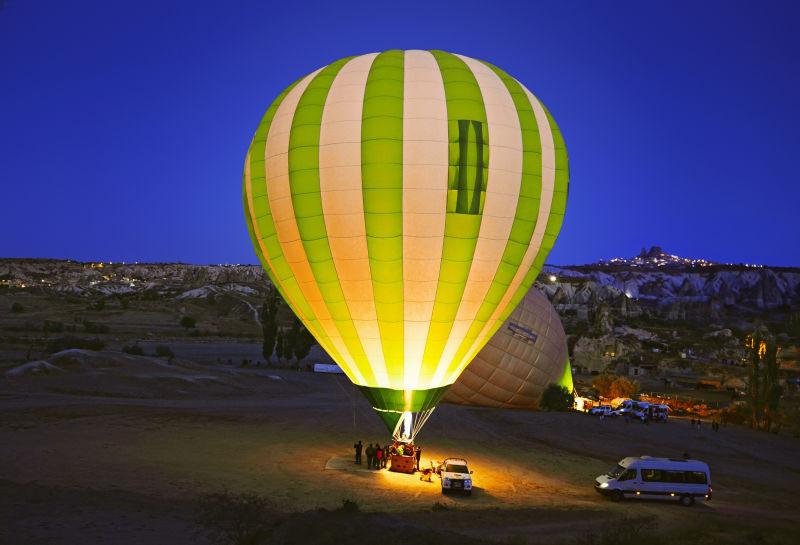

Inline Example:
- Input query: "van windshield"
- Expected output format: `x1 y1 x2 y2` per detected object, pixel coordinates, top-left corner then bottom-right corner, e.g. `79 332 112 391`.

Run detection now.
606 464 625 478
446 464 468 473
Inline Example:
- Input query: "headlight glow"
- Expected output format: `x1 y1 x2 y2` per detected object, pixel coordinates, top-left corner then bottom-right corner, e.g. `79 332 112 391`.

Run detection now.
599 482 609 488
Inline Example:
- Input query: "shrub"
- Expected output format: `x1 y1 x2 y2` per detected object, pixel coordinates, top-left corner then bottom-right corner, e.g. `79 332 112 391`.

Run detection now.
196 491 277 545
592 374 639 399
180 316 197 328
122 343 145 356
338 499 359 513
154 345 174 359
46 336 105 353
539 384 574 411
609 377 639 399
83 321 110 334
43 320 64 333
11 302 24 314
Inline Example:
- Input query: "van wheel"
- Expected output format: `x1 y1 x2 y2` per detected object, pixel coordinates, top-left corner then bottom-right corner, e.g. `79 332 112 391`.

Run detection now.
465 490 472 496
441 488 448 495
679 494 695 507
610 490 623 502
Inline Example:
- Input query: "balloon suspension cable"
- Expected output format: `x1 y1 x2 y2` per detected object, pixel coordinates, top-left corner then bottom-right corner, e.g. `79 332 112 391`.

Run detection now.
412 407 436 440
391 408 437 443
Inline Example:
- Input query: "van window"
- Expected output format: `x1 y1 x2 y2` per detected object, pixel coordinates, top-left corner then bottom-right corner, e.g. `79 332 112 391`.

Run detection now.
641 469 662 482
664 471 685 483
687 471 708 484
618 469 637 481
606 465 625 478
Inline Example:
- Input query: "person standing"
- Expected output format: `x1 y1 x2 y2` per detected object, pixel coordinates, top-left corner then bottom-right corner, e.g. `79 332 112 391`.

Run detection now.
375 444 383 470
415 445 422 471
353 440 363 465
365 443 374 469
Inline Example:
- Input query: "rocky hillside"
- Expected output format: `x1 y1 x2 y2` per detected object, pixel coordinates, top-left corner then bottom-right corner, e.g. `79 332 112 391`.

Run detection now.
2 250 798 376
0 259 266 299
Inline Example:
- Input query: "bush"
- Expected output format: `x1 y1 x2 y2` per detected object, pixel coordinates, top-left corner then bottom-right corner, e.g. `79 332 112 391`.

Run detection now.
196 491 277 545
592 374 639 399
43 320 64 333
83 321 110 334
180 316 197 328
154 345 174 359
11 302 24 314
539 384 574 411
122 343 145 356
338 499 359 513
46 336 105 353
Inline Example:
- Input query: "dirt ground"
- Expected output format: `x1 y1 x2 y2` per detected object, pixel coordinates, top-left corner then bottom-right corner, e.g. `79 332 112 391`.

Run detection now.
1 360 799 544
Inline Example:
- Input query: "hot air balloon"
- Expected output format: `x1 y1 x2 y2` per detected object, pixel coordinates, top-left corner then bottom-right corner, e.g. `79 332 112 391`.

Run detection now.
445 286 573 409
243 50 568 441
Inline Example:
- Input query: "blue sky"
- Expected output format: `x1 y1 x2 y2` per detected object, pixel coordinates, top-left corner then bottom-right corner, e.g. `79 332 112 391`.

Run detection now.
1 0 798 265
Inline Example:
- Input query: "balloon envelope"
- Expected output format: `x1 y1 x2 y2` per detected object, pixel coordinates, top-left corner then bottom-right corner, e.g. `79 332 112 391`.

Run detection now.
243 50 569 436
445 287 573 409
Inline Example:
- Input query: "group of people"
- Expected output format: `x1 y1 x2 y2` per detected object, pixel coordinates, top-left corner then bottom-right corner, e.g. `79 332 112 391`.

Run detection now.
690 418 721 431
352 440 423 471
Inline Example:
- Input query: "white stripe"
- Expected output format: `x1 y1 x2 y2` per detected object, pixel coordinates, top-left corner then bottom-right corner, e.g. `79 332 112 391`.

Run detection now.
318 53 389 388
444 80 556 385
401 50 449 390
265 66 368 386
432 54 524 386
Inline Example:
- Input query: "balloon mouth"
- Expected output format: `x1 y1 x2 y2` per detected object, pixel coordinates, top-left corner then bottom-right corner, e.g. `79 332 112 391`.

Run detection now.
357 385 449 441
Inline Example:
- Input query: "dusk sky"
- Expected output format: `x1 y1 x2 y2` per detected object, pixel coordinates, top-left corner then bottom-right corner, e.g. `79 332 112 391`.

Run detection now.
1 0 798 266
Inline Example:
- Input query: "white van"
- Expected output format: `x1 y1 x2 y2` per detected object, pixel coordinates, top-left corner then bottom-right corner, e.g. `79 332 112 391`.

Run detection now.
594 456 712 506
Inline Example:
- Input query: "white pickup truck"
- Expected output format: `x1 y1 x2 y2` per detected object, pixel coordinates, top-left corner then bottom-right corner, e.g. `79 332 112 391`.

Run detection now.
437 457 474 495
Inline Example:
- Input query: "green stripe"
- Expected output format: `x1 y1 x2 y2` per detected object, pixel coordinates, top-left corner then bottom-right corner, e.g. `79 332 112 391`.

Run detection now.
421 50 488 379
287 56 379 386
557 358 574 392
444 61 546 375
361 50 405 382
243 75 344 364
472 97 569 358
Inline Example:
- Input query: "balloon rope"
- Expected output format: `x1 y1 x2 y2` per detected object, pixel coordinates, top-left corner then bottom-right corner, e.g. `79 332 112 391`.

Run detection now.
411 407 436 441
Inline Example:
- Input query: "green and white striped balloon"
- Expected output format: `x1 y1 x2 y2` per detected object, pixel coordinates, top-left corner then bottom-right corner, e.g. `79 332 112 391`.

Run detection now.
243 50 568 434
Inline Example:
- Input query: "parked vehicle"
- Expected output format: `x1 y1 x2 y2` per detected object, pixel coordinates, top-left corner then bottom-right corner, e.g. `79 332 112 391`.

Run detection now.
594 456 712 506
613 399 635 416
437 457 473 495
589 405 616 417
646 404 669 422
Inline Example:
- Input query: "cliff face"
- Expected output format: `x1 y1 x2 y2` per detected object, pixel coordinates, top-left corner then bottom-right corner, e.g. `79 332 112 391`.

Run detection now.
0 259 267 297
534 249 800 374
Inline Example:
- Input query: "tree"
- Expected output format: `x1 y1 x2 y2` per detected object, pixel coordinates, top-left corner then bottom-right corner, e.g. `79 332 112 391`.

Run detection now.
285 316 313 364
763 342 782 431
539 384 573 411
274 332 284 363
261 288 279 363
609 377 639 399
180 316 196 329
746 330 783 431
591 374 615 398
591 374 638 399
747 333 763 429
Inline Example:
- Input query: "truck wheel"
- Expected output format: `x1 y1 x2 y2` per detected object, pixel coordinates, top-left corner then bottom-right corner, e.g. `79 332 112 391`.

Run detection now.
679 494 694 507
610 490 623 502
